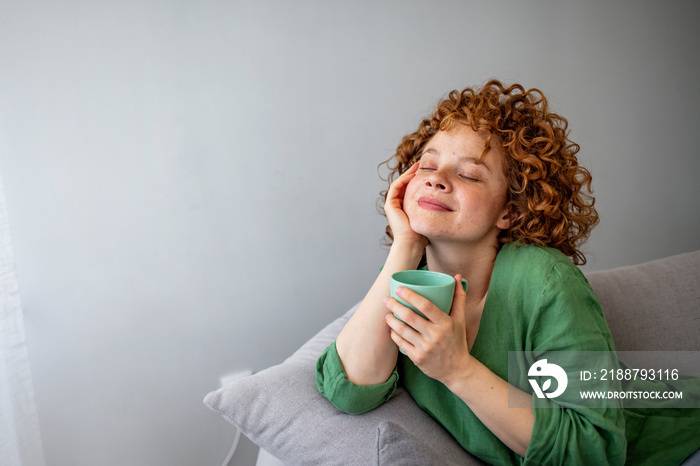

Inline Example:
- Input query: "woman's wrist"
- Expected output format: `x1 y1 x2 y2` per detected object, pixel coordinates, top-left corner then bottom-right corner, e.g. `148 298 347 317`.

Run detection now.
387 237 427 267
441 355 479 393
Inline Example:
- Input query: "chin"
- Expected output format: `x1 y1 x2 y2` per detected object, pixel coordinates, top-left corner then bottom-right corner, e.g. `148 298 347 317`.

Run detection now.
408 220 451 241
407 211 467 242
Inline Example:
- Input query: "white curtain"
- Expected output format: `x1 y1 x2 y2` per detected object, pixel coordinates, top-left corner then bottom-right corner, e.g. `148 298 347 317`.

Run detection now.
0 170 45 466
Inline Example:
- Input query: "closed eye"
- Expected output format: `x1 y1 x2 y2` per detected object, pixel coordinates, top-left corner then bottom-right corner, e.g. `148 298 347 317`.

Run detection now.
458 174 479 182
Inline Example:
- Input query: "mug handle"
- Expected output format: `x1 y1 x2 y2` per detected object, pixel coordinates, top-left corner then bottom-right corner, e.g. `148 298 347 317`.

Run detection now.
460 277 468 294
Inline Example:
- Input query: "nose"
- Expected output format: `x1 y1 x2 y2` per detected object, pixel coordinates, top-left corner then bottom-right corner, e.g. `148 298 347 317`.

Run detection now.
424 170 451 192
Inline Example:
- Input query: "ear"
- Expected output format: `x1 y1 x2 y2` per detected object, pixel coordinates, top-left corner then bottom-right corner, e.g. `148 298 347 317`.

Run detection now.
496 208 516 230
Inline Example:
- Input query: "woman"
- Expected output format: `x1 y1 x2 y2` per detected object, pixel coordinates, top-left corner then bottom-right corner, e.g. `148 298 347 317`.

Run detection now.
316 80 699 465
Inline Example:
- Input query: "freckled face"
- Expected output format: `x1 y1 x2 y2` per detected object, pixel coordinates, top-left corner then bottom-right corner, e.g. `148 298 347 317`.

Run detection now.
403 124 512 246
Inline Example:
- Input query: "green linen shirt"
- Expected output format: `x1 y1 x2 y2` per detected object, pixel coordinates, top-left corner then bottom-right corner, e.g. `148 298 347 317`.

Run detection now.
316 242 700 465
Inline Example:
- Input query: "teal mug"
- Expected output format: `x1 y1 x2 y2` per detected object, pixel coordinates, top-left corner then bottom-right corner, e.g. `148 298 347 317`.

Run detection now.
390 270 468 319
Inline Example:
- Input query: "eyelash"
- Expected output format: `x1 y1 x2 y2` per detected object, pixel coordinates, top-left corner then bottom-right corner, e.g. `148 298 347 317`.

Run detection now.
419 167 479 182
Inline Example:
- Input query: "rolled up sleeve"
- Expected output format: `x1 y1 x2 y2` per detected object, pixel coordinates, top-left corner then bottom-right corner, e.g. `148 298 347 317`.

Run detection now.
525 400 626 465
315 341 399 414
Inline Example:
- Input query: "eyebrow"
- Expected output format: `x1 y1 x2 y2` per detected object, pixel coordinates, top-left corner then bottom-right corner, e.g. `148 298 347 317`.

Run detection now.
421 148 493 172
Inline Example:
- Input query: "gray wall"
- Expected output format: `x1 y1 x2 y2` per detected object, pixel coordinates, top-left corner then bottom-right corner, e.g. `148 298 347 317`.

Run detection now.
1 1 698 465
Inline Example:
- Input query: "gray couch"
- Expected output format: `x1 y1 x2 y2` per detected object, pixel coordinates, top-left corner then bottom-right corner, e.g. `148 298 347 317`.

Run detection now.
204 250 700 465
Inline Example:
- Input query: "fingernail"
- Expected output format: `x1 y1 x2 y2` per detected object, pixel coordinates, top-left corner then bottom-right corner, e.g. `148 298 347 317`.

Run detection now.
383 297 390 305
395 287 404 296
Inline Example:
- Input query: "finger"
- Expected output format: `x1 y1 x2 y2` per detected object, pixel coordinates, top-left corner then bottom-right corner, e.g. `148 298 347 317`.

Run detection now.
383 296 427 332
387 163 419 197
450 274 468 323
404 161 420 175
398 161 419 177
385 311 424 361
384 306 421 348
394 286 445 324
384 310 420 341
388 326 415 356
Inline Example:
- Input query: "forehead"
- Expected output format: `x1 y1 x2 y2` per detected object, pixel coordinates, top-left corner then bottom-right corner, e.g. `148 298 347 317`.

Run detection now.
423 125 507 168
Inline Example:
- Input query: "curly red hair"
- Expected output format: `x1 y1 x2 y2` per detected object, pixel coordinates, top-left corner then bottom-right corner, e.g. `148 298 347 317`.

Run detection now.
379 79 599 265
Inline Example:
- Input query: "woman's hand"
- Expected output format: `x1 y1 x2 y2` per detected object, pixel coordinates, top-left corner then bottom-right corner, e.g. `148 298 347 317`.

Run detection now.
383 275 474 385
384 162 428 248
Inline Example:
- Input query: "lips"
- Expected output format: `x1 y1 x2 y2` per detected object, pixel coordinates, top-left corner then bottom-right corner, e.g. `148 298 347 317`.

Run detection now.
417 197 453 212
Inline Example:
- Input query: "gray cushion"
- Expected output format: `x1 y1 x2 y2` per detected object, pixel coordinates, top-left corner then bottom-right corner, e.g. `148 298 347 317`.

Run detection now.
375 421 486 466
586 250 700 351
682 445 700 466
